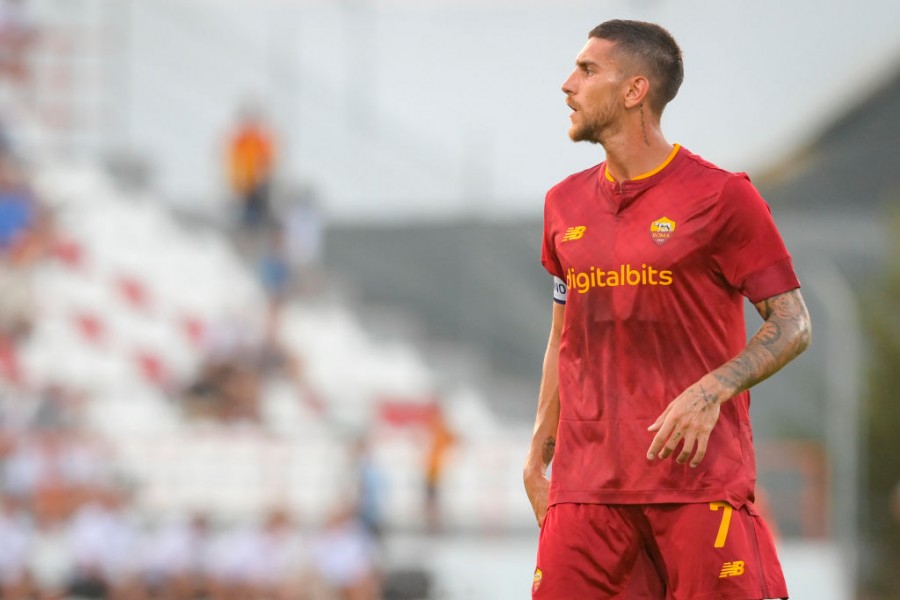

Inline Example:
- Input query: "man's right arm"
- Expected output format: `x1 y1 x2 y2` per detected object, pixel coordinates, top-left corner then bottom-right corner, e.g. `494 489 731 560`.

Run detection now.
523 301 565 528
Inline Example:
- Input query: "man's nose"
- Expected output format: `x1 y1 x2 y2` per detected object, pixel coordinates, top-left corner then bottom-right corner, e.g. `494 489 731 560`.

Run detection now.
561 72 576 96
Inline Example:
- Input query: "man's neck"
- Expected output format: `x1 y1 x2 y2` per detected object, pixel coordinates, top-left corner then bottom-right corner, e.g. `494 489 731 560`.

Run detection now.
602 126 674 182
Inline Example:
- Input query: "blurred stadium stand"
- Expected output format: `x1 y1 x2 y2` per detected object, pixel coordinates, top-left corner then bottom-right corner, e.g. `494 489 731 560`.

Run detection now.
25 159 536 528
0 157 539 598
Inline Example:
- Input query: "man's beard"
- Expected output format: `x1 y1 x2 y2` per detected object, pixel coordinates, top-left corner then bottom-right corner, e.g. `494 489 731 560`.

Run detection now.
568 101 621 144
569 122 605 144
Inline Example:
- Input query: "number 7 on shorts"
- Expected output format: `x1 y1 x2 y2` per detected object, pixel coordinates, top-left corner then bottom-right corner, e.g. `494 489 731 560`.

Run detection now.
709 502 733 548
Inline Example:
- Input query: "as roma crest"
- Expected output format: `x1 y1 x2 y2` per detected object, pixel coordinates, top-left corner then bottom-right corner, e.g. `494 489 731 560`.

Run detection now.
650 217 676 246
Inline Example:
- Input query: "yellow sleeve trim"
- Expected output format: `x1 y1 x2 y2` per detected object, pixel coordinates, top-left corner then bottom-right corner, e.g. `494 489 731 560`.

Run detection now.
604 144 681 183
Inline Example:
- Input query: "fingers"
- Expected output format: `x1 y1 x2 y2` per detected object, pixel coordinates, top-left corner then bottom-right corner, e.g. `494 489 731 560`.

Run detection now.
647 393 719 466
526 479 550 528
648 421 710 466
675 431 697 465
651 428 710 467
690 436 709 468
533 500 548 528
646 407 674 458
646 419 674 460
658 429 684 460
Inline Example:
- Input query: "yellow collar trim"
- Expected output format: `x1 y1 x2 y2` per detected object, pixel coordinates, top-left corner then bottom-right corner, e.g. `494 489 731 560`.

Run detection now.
604 144 681 183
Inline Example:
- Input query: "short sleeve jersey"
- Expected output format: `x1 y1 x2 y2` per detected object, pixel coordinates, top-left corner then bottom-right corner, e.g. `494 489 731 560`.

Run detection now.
541 146 799 509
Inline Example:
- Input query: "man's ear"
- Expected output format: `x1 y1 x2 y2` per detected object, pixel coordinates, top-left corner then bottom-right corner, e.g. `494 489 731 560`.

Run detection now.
624 75 651 109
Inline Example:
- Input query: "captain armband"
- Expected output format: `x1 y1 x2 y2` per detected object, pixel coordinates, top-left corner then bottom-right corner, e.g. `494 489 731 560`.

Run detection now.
553 276 567 304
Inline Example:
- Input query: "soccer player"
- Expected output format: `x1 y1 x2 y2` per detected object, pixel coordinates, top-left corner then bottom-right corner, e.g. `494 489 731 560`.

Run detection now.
523 20 811 599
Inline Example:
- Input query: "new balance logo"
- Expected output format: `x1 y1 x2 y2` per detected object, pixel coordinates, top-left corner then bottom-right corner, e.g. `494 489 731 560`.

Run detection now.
562 226 587 242
719 561 745 578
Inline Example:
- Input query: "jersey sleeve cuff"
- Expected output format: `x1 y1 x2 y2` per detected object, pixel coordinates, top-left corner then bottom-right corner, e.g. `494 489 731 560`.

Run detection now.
742 257 801 304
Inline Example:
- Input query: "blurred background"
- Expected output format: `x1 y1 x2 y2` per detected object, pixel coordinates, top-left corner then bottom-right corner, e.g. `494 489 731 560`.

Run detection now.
0 0 897 599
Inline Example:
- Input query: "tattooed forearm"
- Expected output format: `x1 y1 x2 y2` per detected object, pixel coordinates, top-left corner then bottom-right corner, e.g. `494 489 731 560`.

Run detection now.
756 320 782 347
708 289 811 401
752 291 810 357
713 370 739 393
714 352 766 396
542 437 556 466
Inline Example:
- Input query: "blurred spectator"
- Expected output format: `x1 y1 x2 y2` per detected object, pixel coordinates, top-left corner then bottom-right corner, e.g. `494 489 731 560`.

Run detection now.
226 102 277 239
310 505 381 600
5 431 71 517
181 360 227 421
0 153 45 344
214 508 307 600
182 311 263 424
423 403 456 533
257 225 292 306
351 434 386 539
213 361 260 424
183 303 321 423
66 487 143 599
0 154 54 391
142 513 217 600
0 156 33 251
4 425 112 523
29 506 70 597
0 0 37 86
0 244 34 341
182 358 260 424
0 493 35 598
283 186 325 295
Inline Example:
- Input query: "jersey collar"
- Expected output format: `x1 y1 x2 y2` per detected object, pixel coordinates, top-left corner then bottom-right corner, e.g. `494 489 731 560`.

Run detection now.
603 143 681 184
599 145 685 213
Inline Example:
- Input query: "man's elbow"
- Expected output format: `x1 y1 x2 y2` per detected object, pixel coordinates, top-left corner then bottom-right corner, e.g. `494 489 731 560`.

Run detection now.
794 311 812 356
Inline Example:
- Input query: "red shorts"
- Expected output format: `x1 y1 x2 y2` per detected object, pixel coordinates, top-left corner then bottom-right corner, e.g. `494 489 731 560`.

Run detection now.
532 502 788 600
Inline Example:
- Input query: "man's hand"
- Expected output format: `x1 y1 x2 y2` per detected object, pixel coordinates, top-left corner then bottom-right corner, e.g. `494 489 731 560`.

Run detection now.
524 472 551 527
646 381 722 468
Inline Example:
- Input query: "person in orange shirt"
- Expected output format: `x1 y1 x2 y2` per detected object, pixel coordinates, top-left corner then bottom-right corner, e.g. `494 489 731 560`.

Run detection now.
227 105 277 232
423 403 456 533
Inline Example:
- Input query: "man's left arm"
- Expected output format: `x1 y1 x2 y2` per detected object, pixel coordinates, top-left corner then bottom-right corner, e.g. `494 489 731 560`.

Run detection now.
647 288 812 467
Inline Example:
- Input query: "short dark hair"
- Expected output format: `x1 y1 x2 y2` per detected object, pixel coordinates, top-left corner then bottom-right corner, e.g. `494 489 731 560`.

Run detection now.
589 20 683 114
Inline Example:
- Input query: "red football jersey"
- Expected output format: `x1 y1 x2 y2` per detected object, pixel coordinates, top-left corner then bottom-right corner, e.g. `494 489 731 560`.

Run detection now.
541 146 800 508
